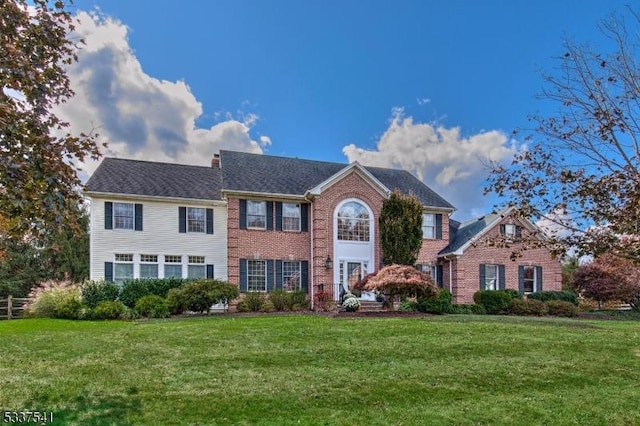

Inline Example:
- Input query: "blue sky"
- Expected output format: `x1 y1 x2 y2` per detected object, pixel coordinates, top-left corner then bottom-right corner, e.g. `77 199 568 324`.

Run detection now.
62 0 629 220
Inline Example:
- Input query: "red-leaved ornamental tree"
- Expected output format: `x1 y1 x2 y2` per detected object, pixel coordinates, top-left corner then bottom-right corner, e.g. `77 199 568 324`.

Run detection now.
362 264 437 307
572 254 640 310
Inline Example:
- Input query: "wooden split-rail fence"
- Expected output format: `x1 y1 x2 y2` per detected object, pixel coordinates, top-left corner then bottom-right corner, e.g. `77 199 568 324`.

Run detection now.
0 296 31 320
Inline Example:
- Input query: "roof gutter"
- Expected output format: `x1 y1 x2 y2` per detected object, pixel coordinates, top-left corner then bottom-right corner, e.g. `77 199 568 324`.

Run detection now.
84 191 227 206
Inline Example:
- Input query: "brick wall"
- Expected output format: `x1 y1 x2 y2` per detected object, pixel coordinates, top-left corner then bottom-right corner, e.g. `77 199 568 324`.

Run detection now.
227 197 311 286
311 170 386 296
450 216 562 304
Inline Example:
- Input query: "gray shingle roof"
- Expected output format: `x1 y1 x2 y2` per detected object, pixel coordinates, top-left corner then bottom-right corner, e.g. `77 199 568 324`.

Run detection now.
86 158 223 200
220 150 454 209
439 213 499 255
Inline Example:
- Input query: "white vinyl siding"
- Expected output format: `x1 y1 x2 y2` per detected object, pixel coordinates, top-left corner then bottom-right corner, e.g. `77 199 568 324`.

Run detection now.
89 197 227 281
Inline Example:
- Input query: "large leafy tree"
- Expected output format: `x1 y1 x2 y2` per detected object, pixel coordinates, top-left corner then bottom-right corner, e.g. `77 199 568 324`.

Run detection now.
1 0 102 240
572 254 640 311
0 201 89 297
487 9 640 262
379 191 423 265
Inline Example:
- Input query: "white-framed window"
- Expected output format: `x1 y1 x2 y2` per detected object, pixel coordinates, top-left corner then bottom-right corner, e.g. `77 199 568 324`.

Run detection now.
247 201 267 229
422 213 435 239
417 264 437 279
504 224 516 240
337 201 370 241
139 254 158 279
248 260 267 292
484 264 498 291
523 265 536 293
187 207 206 233
188 255 206 279
114 253 134 285
164 255 182 278
282 261 301 291
283 203 301 232
114 203 134 230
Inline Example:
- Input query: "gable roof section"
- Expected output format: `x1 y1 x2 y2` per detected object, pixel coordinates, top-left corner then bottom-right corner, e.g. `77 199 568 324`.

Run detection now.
86 158 223 201
439 206 540 256
306 161 390 198
220 150 454 209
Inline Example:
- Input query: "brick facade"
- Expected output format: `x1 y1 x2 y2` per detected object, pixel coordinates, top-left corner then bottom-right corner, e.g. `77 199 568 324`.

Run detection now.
446 216 562 304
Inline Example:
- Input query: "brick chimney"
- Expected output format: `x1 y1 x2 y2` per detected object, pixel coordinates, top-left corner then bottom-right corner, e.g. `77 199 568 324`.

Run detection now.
211 153 220 168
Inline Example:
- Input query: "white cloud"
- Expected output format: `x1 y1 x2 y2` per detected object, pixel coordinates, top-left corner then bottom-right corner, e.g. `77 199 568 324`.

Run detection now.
55 11 266 178
343 108 519 220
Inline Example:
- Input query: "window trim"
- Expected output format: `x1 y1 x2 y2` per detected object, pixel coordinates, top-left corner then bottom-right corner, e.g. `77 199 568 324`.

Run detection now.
113 202 135 230
247 200 267 230
282 261 302 291
139 254 159 279
422 213 436 239
282 203 301 232
523 265 536 293
164 255 183 279
113 253 134 285
247 260 267 292
187 207 206 233
336 200 371 242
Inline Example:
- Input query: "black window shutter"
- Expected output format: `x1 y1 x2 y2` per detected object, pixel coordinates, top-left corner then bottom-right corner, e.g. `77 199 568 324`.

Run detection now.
266 202 274 231
239 259 248 292
498 265 506 290
134 204 143 231
239 199 247 229
178 207 187 233
206 264 214 279
275 202 283 231
500 224 506 236
301 261 309 292
206 208 214 234
535 266 543 292
518 266 525 294
266 260 275 292
105 262 114 282
105 202 113 230
435 214 443 239
275 260 283 290
301 204 309 232
516 226 522 241
436 265 443 288
479 264 486 290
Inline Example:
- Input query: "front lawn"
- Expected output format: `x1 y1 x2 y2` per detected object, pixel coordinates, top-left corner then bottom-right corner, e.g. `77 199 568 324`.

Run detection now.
0 315 638 425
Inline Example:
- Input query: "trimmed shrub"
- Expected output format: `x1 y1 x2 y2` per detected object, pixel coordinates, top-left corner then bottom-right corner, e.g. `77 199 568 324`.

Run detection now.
81 280 120 308
92 300 126 320
528 291 579 306
135 295 170 318
244 292 266 312
286 290 310 310
506 298 548 316
546 300 580 317
175 279 239 314
473 290 514 314
504 289 522 301
399 300 418 312
417 289 453 314
166 287 188 315
119 278 186 308
260 301 276 313
269 290 288 311
236 300 250 312
342 297 360 312
25 280 85 319
451 304 486 315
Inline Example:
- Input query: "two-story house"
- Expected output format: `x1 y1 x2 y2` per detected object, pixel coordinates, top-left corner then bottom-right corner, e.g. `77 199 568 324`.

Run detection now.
85 150 561 305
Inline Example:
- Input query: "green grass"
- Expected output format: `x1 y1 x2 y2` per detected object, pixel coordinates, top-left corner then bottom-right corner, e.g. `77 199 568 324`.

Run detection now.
1 315 639 425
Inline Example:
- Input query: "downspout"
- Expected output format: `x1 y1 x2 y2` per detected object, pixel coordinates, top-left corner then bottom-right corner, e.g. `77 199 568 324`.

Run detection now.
449 256 453 293
309 200 314 310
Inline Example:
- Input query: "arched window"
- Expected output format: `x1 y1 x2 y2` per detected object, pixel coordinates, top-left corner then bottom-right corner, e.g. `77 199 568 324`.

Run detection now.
337 201 370 241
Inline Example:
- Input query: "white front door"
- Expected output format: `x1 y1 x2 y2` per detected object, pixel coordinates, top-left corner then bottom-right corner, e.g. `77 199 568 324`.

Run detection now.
336 259 371 300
